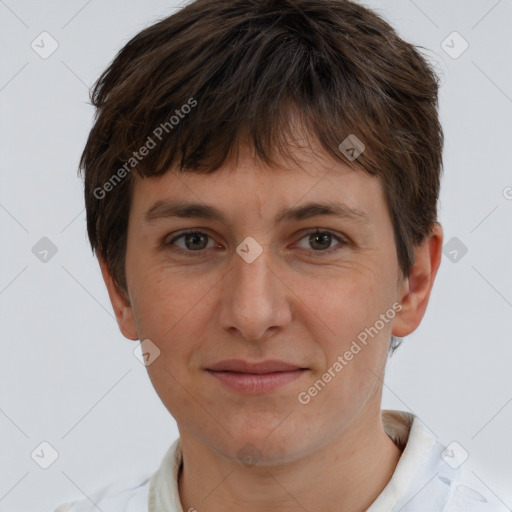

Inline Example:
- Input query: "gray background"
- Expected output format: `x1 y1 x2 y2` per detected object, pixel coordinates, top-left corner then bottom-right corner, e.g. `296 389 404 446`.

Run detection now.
0 0 511 510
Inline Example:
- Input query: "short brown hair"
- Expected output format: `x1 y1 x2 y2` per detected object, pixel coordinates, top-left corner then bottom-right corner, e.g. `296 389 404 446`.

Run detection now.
80 0 444 298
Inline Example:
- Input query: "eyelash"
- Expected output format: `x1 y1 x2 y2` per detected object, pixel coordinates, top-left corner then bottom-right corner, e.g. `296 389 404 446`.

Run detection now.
164 229 348 257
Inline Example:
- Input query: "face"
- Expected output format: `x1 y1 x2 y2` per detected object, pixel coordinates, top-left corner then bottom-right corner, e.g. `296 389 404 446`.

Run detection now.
105 141 438 465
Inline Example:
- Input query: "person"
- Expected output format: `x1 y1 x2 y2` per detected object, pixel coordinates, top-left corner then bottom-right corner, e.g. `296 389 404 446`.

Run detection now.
52 0 506 510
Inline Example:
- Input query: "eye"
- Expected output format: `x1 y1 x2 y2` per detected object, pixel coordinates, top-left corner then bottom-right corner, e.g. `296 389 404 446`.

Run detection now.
165 230 219 254
294 229 348 255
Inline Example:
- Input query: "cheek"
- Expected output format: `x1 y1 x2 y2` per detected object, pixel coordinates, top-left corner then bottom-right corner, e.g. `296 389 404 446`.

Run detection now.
295 271 388 342
128 266 222 391
129 263 216 334
296 271 395 405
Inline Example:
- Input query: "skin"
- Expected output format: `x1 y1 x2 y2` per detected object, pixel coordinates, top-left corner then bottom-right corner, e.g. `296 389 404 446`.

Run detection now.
100 139 443 512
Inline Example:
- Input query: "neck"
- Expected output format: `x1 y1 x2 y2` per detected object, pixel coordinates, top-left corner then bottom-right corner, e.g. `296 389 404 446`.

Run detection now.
177 411 403 512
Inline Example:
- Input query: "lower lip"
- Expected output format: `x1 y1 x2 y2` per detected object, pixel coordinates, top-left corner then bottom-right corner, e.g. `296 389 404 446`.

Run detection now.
206 369 307 394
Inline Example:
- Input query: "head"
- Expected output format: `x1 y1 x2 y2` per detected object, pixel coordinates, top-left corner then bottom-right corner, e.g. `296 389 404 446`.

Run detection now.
81 0 444 463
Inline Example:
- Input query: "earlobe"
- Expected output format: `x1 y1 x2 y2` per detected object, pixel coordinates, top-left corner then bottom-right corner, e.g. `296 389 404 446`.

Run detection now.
98 255 139 341
392 223 444 338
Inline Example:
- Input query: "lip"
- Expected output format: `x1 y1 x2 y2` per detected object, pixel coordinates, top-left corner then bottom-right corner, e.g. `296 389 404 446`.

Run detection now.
207 359 305 373
205 359 308 394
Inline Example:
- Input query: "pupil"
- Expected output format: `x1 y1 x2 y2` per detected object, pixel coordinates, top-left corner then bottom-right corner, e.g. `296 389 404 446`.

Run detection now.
187 233 206 250
311 233 330 250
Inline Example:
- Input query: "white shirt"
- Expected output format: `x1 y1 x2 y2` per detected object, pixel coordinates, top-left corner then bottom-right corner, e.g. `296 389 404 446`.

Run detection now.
52 410 507 512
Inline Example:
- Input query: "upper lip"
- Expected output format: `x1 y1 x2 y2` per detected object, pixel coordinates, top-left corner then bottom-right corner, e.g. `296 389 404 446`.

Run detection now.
206 359 306 374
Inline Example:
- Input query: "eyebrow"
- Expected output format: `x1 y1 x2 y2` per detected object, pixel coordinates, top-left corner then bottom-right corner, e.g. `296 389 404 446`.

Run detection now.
144 200 371 226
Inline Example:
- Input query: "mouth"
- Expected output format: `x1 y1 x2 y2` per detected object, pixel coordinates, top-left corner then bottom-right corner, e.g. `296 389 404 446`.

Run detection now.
205 359 308 394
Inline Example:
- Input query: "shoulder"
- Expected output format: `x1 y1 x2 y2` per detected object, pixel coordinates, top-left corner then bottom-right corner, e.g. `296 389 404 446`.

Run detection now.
51 438 182 512
51 472 151 512
441 466 509 512
379 412 508 512
397 438 508 512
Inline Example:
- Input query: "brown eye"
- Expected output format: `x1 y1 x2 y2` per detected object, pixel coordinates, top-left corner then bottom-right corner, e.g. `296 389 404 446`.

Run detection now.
166 230 216 252
309 232 333 250
294 229 347 255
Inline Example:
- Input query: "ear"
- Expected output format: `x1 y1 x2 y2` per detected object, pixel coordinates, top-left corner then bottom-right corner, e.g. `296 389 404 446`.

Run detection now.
98 255 139 341
392 223 443 337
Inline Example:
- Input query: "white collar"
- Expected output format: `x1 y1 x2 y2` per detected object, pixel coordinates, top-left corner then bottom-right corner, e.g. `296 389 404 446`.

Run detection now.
368 411 437 511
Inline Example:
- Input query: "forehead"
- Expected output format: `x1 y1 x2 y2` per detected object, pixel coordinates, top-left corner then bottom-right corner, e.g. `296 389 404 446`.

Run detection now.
128 141 389 233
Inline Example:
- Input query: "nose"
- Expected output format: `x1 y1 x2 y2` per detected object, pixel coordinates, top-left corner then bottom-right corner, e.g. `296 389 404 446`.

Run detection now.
218 243 292 342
